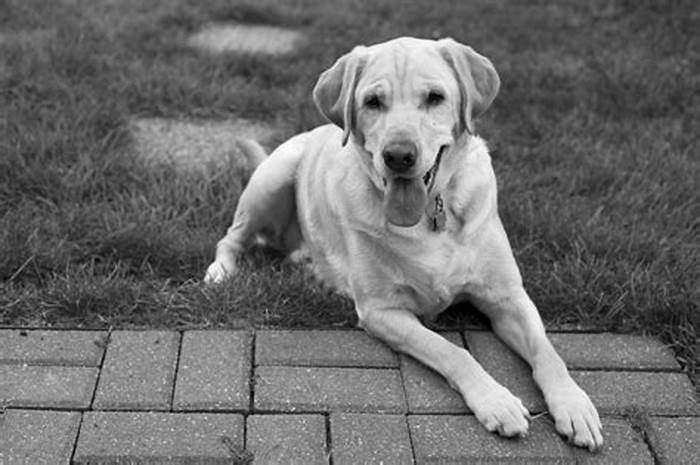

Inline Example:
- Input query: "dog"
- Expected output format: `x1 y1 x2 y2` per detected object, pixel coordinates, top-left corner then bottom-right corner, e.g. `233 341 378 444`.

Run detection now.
205 37 603 450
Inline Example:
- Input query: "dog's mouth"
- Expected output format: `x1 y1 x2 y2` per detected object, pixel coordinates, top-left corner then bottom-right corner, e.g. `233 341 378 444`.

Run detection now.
384 145 447 227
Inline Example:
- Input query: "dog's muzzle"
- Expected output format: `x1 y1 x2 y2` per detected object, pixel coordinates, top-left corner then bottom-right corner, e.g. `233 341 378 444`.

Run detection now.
383 145 448 228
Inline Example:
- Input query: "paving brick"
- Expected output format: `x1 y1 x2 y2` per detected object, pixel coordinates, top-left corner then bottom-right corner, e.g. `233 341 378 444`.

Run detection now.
73 411 244 464
549 332 680 370
173 330 251 411
0 409 81 464
93 330 179 410
574 418 653 464
256 330 398 367
0 365 98 409
247 414 327 464
400 356 467 414
254 366 406 413
647 417 700 465
0 329 106 366
464 331 547 413
409 414 574 463
572 371 700 415
331 413 414 465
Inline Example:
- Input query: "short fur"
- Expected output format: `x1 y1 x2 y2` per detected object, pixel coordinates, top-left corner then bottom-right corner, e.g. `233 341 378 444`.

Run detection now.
205 37 603 450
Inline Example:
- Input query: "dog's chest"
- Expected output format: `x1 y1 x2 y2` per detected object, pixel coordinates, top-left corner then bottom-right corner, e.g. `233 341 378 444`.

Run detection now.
312 218 478 315
379 226 476 313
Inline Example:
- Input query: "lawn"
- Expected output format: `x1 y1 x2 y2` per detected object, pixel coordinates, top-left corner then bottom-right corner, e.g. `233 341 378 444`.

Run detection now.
0 0 697 385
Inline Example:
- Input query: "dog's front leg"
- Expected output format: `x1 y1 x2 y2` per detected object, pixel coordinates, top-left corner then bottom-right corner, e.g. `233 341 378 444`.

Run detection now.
471 287 604 450
358 306 530 437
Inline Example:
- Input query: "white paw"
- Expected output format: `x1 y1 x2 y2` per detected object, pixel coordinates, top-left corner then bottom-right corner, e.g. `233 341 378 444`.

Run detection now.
546 380 603 451
465 380 531 438
203 259 237 284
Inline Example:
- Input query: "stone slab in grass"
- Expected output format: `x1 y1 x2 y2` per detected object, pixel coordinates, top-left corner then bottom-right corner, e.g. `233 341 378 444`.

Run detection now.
0 329 106 366
647 417 700 465
464 331 547 414
173 330 252 411
74 411 244 464
0 409 81 465
571 371 699 415
255 329 398 368
247 414 327 465
0 365 98 409
188 24 305 56
573 417 653 464
399 333 467 414
549 332 680 370
131 117 276 172
409 414 575 463
254 366 406 413
93 330 179 411
330 413 414 465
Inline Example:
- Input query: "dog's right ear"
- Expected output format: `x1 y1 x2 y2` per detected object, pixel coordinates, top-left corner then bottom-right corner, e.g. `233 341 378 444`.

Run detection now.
313 46 367 146
437 39 500 135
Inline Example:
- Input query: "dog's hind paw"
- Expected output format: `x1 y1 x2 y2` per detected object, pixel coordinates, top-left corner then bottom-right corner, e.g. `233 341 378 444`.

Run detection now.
204 260 237 284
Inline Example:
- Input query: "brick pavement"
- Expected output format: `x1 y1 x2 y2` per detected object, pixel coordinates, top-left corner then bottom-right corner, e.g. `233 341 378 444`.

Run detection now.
0 328 697 464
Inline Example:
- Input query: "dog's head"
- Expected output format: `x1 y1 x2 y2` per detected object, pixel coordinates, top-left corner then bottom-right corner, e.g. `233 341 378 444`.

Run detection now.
313 37 499 227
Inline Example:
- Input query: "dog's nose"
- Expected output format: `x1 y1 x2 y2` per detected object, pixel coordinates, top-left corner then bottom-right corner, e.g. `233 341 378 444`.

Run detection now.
382 141 417 173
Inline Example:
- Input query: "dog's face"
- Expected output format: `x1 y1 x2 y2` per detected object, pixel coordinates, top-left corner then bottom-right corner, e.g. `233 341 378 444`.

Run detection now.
314 37 499 227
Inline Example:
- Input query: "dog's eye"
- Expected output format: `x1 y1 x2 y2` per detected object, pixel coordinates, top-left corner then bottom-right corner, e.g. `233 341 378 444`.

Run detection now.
426 91 445 106
364 95 383 110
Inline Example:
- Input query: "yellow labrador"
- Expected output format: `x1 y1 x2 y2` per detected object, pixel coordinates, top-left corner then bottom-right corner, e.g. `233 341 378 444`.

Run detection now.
205 37 603 450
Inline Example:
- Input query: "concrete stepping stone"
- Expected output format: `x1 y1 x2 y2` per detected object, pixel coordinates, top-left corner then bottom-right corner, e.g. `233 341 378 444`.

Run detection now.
0 409 81 465
0 329 106 366
247 414 327 464
255 329 398 368
73 411 244 464
173 330 252 411
131 117 275 172
409 414 574 463
571 371 699 415
330 413 414 465
647 417 700 465
187 24 305 56
0 365 98 409
548 332 680 370
254 366 406 413
92 330 179 411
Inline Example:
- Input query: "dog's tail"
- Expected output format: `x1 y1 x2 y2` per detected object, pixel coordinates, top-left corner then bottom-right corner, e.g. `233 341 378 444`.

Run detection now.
236 138 268 169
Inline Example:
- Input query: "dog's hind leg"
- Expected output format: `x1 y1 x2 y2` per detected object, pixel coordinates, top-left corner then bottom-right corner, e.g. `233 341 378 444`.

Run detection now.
204 136 306 283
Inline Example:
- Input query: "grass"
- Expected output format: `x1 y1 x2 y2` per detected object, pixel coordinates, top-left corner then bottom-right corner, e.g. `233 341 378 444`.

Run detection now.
0 0 697 385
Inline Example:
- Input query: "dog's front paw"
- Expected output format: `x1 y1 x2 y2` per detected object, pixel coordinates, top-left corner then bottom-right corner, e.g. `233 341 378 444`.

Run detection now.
465 380 531 438
545 379 603 451
203 259 237 284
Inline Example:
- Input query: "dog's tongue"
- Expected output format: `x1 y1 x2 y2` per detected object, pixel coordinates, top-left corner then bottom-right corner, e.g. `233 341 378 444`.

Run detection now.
384 177 428 227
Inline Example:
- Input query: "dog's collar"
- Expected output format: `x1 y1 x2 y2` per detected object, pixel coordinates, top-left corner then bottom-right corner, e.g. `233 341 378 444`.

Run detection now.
423 146 447 232
422 145 446 193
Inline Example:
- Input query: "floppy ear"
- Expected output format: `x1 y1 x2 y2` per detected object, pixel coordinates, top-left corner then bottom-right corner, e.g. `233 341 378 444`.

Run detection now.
313 46 367 146
438 38 500 134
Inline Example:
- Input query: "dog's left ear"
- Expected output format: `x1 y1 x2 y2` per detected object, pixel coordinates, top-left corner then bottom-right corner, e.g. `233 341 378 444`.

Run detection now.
313 46 367 146
437 39 500 134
